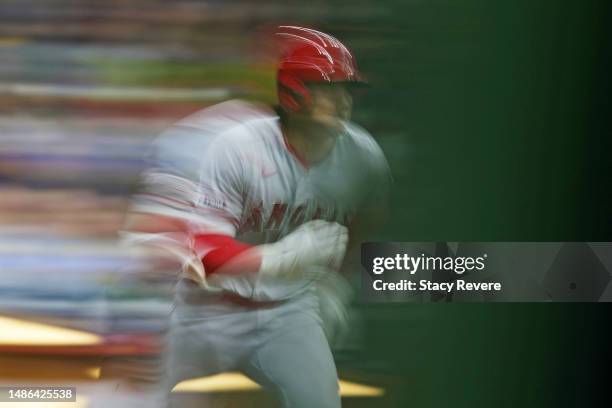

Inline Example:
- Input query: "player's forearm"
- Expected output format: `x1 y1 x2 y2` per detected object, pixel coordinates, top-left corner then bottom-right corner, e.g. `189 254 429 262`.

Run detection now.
193 220 348 279
194 234 262 276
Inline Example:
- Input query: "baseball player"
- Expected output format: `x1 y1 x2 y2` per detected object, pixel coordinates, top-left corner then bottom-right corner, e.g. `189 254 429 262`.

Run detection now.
125 26 391 408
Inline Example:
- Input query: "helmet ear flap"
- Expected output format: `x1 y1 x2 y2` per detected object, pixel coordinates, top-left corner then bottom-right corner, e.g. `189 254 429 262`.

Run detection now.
277 71 312 114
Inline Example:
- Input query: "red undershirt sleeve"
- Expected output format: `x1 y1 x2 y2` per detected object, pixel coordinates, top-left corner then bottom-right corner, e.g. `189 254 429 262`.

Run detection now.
194 234 262 276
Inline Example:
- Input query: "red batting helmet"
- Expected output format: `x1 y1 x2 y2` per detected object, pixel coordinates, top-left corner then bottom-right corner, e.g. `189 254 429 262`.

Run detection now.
276 26 366 114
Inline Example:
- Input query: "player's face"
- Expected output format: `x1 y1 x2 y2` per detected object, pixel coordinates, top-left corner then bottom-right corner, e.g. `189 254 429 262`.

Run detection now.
307 83 353 130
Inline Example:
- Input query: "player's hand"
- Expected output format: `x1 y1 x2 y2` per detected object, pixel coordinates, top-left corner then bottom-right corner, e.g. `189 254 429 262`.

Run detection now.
284 220 349 271
259 220 349 280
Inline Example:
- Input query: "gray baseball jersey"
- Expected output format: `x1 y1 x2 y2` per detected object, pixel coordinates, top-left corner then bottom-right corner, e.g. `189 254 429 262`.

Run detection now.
134 99 390 300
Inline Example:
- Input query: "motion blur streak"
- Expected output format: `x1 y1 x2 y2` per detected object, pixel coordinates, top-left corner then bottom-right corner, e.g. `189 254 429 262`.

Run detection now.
0 316 102 346
0 0 396 406
173 373 385 397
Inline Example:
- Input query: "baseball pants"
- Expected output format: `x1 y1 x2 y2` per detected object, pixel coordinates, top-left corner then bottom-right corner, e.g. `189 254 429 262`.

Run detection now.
165 283 341 408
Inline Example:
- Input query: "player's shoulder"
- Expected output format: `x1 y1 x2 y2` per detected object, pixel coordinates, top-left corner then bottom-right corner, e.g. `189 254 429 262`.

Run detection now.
173 99 275 131
166 100 278 152
150 100 278 177
342 120 387 162
342 121 393 187
202 101 278 144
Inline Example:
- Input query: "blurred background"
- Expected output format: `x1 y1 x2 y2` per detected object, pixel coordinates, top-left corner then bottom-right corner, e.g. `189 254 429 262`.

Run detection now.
1 0 611 407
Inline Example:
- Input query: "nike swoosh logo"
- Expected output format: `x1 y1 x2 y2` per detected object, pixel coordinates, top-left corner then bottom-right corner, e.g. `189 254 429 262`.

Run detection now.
262 168 278 177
